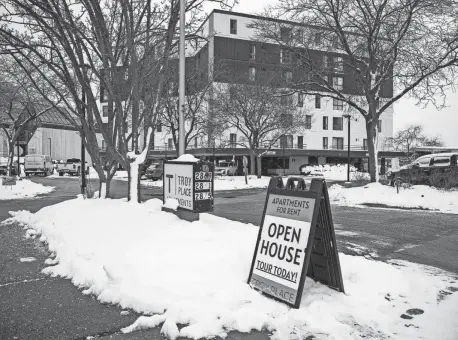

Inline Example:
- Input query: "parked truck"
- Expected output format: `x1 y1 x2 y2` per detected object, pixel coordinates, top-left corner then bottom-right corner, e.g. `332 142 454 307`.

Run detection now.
56 158 90 176
24 154 54 176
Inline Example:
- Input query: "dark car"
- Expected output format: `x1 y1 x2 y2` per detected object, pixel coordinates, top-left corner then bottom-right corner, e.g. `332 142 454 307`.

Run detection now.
390 153 458 187
143 161 164 180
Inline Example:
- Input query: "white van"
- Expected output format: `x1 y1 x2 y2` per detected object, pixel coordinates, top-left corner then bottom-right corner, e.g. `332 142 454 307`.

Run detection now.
24 154 54 176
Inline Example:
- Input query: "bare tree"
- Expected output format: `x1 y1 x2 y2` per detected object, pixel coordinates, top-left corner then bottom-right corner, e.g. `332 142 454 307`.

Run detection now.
387 124 444 156
254 0 458 182
160 63 218 152
214 82 311 178
0 0 236 201
0 55 55 176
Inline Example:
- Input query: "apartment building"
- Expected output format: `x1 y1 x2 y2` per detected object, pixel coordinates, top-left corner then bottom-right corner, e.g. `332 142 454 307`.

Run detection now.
101 9 398 174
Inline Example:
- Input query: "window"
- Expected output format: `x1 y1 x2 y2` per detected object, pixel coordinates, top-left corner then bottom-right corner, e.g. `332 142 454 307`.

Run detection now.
102 105 108 117
333 117 343 130
280 135 293 148
298 136 304 149
156 121 162 132
280 27 292 42
249 66 256 81
332 137 344 150
249 44 256 60
168 138 173 150
323 116 328 130
296 28 304 43
305 115 312 129
333 76 343 91
363 139 368 150
281 49 292 64
378 120 382 133
333 98 343 110
323 137 328 150
314 31 322 46
101 140 106 150
323 55 329 69
281 94 293 106
432 156 450 167
332 35 339 48
101 88 108 102
418 157 432 167
298 93 304 107
282 70 292 82
281 113 293 127
335 56 343 72
230 19 237 34
315 94 321 108
230 133 237 147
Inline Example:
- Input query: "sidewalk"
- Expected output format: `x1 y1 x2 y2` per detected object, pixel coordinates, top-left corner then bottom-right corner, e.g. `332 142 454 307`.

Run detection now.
0 180 270 340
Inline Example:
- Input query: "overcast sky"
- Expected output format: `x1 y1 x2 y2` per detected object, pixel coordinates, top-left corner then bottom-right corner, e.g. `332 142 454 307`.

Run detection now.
206 0 458 147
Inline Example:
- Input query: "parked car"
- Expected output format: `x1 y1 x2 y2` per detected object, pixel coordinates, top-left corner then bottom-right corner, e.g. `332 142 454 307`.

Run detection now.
143 160 164 180
0 158 19 176
24 154 54 176
215 161 238 176
390 153 458 186
56 158 90 176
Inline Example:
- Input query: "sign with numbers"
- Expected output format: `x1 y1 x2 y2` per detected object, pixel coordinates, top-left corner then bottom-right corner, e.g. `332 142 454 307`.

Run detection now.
163 160 214 213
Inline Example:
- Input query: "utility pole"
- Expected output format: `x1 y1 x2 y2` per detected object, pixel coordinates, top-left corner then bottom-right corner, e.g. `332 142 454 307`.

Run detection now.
81 89 86 195
178 0 186 156
343 114 351 182
17 143 20 177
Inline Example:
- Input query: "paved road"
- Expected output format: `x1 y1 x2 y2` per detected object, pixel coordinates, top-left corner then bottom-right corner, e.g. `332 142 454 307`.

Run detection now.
1 176 457 340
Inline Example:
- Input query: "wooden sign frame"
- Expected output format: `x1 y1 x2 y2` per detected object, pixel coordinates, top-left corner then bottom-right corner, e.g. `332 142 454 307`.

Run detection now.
247 177 344 309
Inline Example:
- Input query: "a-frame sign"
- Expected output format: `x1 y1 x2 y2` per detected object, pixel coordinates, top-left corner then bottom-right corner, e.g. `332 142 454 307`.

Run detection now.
247 177 344 308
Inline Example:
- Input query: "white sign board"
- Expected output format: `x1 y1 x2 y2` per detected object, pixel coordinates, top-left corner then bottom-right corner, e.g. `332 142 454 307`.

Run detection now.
163 163 194 211
391 158 400 172
250 194 315 305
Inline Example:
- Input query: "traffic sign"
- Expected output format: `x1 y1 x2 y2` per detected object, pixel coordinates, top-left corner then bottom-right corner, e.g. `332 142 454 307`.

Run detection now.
247 177 344 308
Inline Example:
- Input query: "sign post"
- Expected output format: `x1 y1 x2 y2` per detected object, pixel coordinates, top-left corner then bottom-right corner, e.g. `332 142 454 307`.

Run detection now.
391 158 401 194
2 176 17 187
247 177 344 308
243 156 248 185
162 160 214 221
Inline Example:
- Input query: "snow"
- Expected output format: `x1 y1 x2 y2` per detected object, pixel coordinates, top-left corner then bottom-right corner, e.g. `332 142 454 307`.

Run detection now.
302 164 369 181
4 198 458 340
163 198 179 210
329 182 458 214
19 257 36 263
173 154 199 162
0 178 54 199
140 175 272 191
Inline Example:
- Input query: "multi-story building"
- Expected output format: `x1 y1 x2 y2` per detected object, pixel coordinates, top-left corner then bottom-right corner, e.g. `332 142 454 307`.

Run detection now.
103 9 398 174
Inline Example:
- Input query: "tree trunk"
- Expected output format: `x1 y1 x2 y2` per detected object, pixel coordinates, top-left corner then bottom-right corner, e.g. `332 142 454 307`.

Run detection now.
250 154 256 175
93 167 108 198
7 141 14 177
256 156 262 178
127 161 142 203
366 120 379 182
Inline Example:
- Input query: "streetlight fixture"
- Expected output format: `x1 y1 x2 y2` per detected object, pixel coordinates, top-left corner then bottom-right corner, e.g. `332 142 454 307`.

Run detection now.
342 114 351 182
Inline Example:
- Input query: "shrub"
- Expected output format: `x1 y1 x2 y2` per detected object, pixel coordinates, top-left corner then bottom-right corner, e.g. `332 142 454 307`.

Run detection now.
429 168 458 190
351 171 370 186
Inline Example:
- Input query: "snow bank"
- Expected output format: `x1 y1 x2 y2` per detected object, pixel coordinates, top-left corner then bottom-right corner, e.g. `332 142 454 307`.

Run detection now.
0 178 54 199
329 183 458 214
4 198 458 340
302 164 369 181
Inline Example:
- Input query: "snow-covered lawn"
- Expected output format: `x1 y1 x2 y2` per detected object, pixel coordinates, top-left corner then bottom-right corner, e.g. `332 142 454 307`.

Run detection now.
0 178 54 199
4 198 458 340
329 183 458 214
140 175 271 191
302 164 370 181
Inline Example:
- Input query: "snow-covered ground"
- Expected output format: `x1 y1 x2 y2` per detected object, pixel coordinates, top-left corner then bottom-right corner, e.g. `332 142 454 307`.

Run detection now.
140 175 272 191
4 198 458 340
302 164 370 181
329 183 458 214
0 178 54 199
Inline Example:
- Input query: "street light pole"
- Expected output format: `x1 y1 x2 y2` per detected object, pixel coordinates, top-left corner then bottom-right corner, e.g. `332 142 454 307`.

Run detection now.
343 114 351 182
81 89 86 195
178 0 186 156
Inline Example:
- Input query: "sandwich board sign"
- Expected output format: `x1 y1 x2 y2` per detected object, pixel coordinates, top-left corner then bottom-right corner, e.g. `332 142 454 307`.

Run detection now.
247 177 344 308
163 160 214 213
